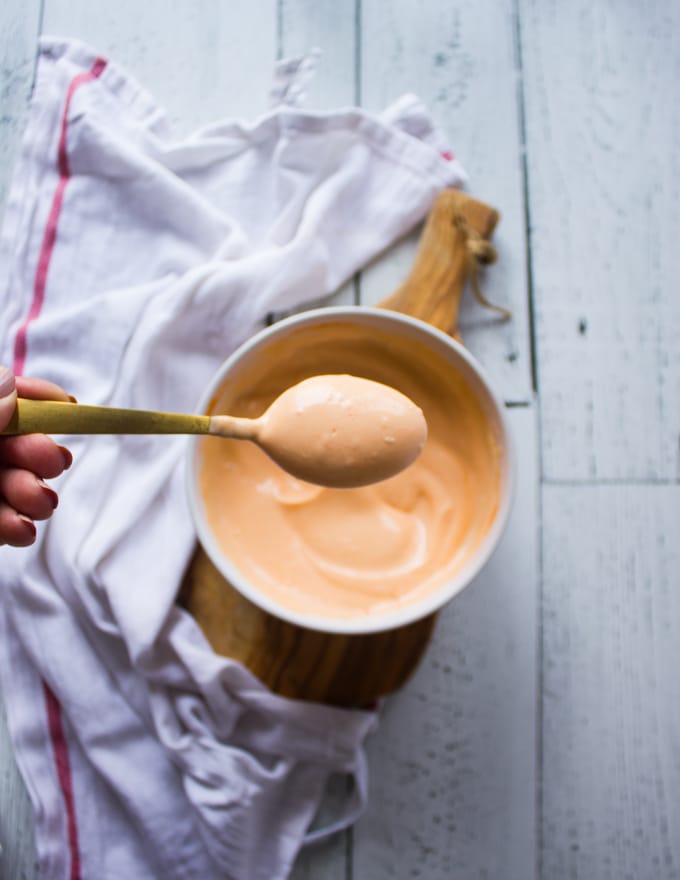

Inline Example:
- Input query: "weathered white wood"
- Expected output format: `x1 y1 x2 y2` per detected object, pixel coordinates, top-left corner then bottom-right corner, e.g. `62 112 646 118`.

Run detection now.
280 0 357 112
354 405 538 880
0 698 38 880
290 774 352 880
519 0 680 481
359 0 533 404
277 0 358 319
541 483 680 878
0 0 41 219
42 0 278 134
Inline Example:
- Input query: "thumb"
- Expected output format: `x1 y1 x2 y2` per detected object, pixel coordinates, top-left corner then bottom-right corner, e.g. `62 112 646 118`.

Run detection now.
0 365 18 431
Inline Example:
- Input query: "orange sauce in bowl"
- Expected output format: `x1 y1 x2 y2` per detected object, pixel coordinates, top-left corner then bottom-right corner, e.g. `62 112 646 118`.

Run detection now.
198 320 502 621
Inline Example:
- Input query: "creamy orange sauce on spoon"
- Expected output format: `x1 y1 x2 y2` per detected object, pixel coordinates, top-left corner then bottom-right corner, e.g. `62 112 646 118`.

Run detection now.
199 322 502 620
232 374 427 488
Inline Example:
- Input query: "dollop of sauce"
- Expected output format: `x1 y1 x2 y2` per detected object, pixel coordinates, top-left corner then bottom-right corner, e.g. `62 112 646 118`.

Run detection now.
255 374 427 488
199 321 503 620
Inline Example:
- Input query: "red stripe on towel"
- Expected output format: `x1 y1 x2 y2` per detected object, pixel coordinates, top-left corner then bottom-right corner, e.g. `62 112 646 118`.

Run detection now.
13 56 107 374
11 54 107 880
43 683 82 880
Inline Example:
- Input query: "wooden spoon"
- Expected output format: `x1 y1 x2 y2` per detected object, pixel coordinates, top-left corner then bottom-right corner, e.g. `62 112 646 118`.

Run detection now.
2 374 427 489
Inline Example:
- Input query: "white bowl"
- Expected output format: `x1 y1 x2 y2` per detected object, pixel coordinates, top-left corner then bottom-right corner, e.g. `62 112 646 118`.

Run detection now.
187 306 514 635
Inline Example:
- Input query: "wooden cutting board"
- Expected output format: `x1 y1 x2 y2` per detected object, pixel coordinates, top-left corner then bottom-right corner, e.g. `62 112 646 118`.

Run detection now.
178 189 500 708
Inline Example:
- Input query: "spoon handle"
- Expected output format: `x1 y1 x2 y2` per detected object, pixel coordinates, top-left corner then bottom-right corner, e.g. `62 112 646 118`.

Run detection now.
2 398 212 436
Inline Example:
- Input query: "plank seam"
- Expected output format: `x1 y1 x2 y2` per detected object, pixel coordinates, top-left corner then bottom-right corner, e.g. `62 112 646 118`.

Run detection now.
512 0 538 398
512 4 544 878
354 0 362 105
276 0 284 60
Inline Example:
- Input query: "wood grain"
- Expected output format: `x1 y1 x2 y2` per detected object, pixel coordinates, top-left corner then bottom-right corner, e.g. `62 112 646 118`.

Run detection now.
42 0 278 133
0 0 41 221
279 0 357 112
519 0 680 481
359 0 533 404
542 484 680 879
276 0 359 318
0 697 37 880
379 188 499 337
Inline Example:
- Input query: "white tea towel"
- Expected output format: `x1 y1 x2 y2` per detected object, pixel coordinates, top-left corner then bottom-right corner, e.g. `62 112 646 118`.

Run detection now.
0 38 464 880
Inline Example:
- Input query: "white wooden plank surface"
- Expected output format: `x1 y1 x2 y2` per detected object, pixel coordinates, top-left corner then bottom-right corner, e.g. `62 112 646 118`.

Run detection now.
278 0 357 318
541 484 680 878
42 0 278 134
520 4 680 875
0 699 37 880
280 0 358 112
353 405 538 880
519 0 680 481
359 0 534 404
0 0 41 218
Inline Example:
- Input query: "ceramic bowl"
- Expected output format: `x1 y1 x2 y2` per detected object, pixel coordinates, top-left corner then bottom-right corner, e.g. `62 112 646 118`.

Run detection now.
187 306 514 635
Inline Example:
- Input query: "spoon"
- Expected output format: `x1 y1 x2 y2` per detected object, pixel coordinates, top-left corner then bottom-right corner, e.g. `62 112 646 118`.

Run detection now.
2 374 428 489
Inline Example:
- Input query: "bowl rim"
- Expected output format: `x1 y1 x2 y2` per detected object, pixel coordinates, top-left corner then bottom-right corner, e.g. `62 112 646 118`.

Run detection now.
186 305 515 635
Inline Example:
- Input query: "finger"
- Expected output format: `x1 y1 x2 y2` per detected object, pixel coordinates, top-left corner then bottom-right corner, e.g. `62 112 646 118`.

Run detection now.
0 366 17 431
0 434 72 479
15 376 74 403
0 467 59 521
0 500 36 547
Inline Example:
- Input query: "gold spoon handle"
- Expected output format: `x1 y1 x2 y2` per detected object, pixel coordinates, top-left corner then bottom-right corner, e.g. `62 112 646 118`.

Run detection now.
2 398 212 436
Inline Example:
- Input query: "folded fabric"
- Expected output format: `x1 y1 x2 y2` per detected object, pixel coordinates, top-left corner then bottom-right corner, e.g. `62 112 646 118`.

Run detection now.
0 37 464 880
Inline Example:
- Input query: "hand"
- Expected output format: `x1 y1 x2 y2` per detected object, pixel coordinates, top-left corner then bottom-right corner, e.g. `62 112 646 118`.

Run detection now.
0 366 73 547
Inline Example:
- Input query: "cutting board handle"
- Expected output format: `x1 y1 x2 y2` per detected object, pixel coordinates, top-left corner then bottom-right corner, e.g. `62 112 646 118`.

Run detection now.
379 188 501 336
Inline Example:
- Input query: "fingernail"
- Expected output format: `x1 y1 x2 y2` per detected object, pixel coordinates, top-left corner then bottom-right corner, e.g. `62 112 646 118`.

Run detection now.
18 515 36 539
58 445 73 470
0 365 15 399
38 480 59 510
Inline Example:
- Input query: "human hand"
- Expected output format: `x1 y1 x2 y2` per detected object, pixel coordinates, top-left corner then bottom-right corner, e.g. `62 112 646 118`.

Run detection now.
0 366 73 547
